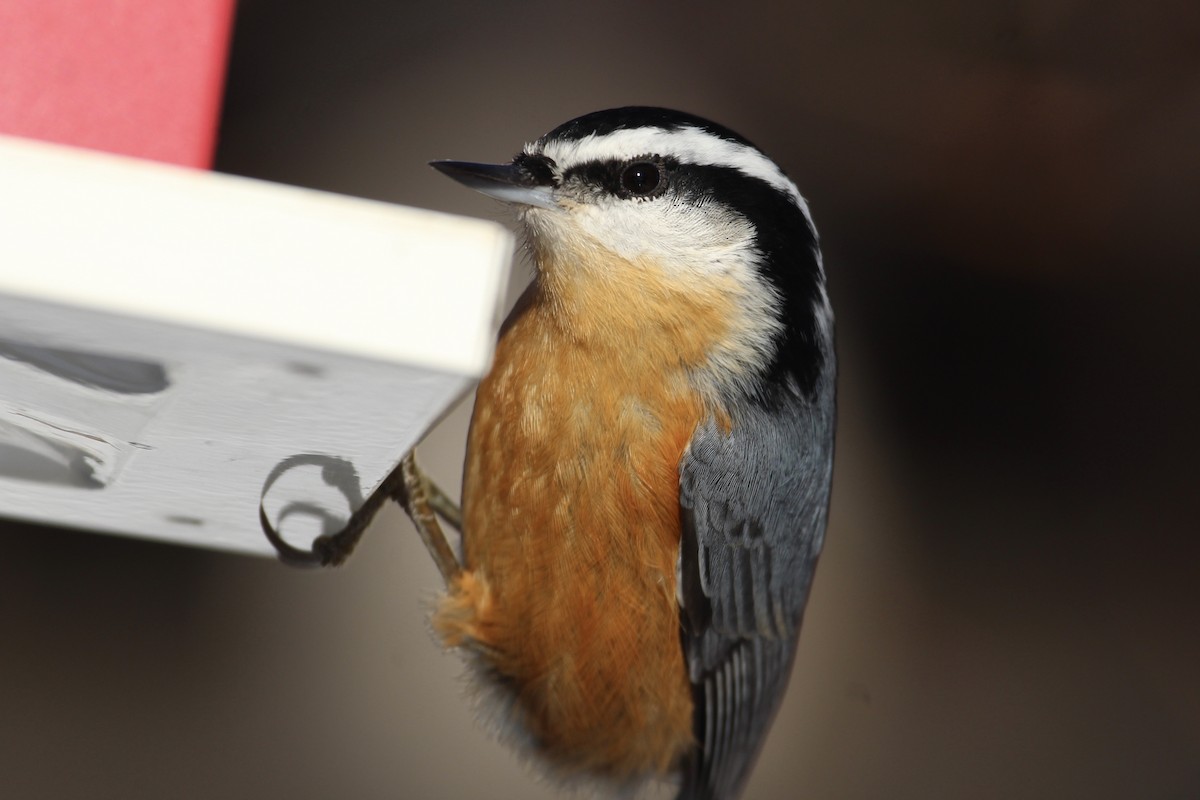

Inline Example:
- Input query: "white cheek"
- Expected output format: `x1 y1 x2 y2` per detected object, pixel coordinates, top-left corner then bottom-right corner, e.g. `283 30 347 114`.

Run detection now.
564 199 761 281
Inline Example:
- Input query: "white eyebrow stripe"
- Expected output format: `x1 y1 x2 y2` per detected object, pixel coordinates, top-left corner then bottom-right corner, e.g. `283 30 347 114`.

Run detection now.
531 125 815 230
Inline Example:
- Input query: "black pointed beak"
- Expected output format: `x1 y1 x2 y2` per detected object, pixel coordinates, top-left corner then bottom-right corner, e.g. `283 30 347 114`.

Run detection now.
430 160 557 210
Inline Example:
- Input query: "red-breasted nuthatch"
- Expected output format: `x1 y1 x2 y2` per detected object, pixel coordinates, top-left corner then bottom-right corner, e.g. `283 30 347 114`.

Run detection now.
429 107 836 800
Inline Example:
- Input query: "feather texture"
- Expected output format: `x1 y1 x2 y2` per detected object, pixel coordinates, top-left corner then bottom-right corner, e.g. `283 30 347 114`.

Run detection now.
678 372 836 799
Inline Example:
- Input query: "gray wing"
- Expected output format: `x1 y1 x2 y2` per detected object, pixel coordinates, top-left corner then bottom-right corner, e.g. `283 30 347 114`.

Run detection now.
676 385 835 800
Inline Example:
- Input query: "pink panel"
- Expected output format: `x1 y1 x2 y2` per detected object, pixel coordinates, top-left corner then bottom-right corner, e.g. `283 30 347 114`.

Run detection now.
0 0 236 168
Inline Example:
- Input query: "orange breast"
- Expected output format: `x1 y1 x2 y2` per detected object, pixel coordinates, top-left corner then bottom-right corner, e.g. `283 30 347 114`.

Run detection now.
435 250 742 781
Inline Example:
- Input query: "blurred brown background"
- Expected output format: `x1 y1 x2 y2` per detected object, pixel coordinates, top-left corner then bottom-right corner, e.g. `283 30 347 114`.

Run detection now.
2 1 1198 798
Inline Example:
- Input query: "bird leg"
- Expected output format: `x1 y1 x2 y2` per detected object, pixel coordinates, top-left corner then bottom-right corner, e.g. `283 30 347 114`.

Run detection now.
392 450 462 586
424 470 463 533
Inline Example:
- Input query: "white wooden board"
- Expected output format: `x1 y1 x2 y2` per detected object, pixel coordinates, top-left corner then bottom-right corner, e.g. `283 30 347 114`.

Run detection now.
0 135 512 556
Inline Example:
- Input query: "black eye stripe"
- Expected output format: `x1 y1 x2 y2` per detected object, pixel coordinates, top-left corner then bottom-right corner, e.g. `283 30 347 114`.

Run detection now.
562 156 675 199
513 153 558 186
563 160 615 188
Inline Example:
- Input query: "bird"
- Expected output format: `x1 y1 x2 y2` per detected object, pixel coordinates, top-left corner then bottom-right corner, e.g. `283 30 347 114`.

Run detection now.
425 106 836 800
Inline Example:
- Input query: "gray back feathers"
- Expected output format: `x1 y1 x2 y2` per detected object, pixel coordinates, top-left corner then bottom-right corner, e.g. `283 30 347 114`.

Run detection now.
677 368 836 800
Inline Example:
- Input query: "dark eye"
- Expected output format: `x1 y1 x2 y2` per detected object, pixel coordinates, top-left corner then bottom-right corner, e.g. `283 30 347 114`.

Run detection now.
619 161 663 197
